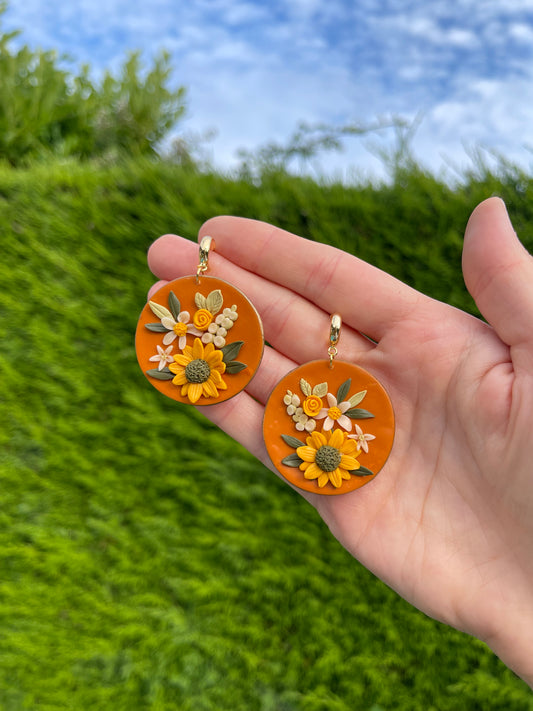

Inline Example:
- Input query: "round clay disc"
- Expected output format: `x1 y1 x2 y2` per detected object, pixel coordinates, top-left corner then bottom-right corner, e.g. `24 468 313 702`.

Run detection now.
263 359 394 495
136 275 264 405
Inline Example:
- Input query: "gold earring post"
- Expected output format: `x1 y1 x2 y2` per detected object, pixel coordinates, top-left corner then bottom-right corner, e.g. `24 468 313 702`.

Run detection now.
328 313 341 368
196 236 213 282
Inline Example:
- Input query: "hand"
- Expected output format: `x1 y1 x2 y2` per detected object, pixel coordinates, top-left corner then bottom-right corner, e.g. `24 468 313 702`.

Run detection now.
147 197 533 686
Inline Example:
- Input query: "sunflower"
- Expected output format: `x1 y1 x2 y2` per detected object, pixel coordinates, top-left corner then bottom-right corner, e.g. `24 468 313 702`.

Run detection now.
296 429 361 489
168 338 227 403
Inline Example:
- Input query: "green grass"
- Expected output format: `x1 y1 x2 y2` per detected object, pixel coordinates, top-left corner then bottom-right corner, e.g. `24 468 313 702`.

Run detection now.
1 158 532 709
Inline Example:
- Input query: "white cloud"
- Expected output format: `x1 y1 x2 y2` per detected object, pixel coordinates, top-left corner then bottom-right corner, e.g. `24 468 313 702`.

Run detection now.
3 0 533 181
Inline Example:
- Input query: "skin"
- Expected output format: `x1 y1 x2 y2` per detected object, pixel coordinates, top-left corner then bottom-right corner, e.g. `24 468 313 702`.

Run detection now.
147 197 533 687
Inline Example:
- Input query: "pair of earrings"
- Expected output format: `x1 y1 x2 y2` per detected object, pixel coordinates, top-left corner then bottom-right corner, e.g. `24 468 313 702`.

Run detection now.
135 237 395 496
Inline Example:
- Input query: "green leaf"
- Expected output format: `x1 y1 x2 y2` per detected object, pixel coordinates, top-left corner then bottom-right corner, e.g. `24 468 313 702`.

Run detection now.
168 291 181 320
281 434 306 449
146 368 174 380
148 300 173 320
281 453 304 468
206 289 223 314
336 378 351 404
345 408 374 419
145 322 168 332
225 361 247 374
221 341 244 363
351 465 374 477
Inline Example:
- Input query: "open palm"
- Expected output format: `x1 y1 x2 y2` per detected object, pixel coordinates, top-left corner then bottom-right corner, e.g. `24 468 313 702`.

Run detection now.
147 197 533 686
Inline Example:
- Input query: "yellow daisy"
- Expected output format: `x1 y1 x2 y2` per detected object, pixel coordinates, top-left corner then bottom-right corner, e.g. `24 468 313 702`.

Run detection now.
168 338 227 403
296 429 361 489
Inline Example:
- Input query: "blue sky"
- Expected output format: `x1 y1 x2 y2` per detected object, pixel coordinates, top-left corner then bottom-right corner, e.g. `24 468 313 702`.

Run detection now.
4 0 533 181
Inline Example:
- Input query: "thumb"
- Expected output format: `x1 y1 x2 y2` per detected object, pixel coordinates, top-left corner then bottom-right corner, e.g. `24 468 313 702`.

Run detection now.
462 197 533 354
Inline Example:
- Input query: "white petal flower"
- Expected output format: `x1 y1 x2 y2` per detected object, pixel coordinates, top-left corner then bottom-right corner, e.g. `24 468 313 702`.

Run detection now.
348 424 376 453
159 311 202 349
316 393 353 432
149 344 174 371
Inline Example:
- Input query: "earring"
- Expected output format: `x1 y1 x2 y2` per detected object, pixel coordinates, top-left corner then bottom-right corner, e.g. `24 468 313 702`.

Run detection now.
135 236 264 405
263 314 394 495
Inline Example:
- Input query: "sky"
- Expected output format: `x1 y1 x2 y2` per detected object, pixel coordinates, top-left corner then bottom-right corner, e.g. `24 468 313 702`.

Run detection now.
4 0 533 182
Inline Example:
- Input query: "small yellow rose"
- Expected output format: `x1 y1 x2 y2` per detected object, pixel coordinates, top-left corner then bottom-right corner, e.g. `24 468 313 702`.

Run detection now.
193 308 214 331
303 395 323 417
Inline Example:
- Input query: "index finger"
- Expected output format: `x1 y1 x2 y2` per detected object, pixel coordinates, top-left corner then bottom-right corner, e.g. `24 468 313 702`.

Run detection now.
198 216 425 341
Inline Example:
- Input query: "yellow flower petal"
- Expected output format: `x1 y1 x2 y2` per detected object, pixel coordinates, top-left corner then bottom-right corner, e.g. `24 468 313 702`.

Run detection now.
329 468 343 488
191 338 204 360
303 462 322 480
309 431 326 449
210 369 223 385
206 349 224 367
296 446 317 463
299 461 311 471
341 439 359 456
329 429 345 449
317 473 329 488
187 382 203 403
173 354 191 366
182 345 193 360
202 379 219 398
340 455 358 471
204 341 215 358
171 371 187 386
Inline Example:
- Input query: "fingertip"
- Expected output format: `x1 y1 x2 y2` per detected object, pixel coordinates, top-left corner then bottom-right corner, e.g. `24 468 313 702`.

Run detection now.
464 196 512 243
147 233 179 274
147 233 198 280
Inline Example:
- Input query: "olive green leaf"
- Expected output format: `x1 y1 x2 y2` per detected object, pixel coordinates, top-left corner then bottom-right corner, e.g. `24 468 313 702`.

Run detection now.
345 408 374 419
206 289 223 314
168 291 181 320
351 465 374 477
145 322 168 332
300 378 312 397
349 390 367 407
149 300 173 320
146 368 174 380
336 378 351 404
281 453 304 467
195 292 207 309
221 341 244 363
312 382 328 397
225 361 247 374
281 434 306 448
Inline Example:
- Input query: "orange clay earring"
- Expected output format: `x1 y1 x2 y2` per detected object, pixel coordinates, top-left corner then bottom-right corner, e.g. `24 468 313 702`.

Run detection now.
135 236 264 405
263 314 394 495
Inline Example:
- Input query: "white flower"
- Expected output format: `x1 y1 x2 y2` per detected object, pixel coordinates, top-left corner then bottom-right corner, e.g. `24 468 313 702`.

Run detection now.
348 424 376 453
316 392 352 432
149 344 174 371
160 311 202 349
